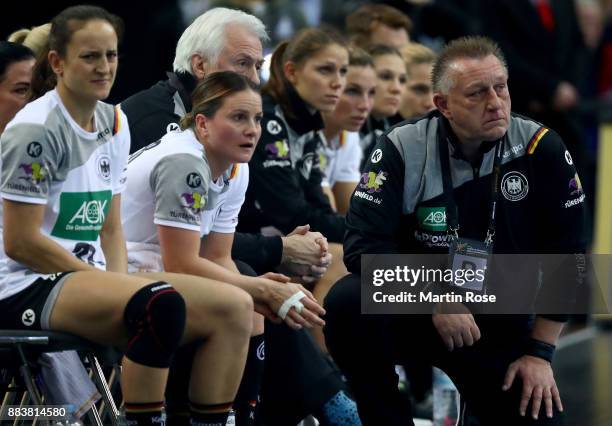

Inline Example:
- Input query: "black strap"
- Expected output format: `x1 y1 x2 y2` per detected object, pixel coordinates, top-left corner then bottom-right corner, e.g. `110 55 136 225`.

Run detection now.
438 132 459 237
485 139 504 246
524 338 556 363
438 131 504 246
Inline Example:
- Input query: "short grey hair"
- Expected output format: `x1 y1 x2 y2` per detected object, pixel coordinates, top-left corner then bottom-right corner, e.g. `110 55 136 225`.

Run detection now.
173 7 269 75
432 36 507 94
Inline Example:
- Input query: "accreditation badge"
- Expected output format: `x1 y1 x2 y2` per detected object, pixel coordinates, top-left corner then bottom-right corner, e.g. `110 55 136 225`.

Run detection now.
448 238 491 293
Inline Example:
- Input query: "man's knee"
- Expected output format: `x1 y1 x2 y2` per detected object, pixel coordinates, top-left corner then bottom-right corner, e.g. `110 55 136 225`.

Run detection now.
323 274 362 356
323 273 361 319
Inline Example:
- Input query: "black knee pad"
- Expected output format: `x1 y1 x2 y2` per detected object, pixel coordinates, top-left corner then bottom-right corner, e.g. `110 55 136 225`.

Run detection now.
124 281 186 368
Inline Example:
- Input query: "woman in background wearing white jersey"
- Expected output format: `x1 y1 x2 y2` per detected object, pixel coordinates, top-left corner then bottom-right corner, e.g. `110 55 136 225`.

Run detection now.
0 6 253 426
321 47 377 215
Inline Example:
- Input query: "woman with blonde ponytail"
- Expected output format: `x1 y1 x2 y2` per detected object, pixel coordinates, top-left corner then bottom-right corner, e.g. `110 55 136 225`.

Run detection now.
8 23 51 58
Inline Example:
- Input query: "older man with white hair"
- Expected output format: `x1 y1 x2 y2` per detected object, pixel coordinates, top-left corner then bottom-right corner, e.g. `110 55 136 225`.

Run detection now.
123 7 267 153
120 8 359 426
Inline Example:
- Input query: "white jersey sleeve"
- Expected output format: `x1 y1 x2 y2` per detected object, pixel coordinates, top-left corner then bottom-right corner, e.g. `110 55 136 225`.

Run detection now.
333 132 362 184
111 106 130 194
210 164 248 234
151 153 210 231
0 122 62 204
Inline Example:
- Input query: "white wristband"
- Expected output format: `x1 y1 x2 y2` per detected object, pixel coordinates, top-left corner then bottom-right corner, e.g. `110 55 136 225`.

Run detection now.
277 290 306 320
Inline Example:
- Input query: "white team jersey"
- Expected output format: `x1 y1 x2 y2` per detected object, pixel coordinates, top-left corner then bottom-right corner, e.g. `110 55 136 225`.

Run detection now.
320 131 362 188
122 128 244 272
0 89 130 300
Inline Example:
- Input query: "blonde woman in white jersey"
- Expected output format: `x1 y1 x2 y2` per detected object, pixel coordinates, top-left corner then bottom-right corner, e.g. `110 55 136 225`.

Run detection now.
0 6 253 426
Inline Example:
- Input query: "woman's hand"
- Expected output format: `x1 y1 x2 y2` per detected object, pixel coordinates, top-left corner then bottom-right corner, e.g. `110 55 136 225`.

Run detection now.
254 277 326 330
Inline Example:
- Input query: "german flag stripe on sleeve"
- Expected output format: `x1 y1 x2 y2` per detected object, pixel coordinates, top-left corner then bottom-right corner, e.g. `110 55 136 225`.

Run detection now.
112 105 121 135
229 164 239 180
527 127 548 155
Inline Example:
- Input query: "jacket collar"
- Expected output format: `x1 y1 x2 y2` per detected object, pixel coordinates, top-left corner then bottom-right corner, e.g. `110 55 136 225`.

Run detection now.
167 71 198 113
438 115 498 163
282 83 324 135
360 115 389 137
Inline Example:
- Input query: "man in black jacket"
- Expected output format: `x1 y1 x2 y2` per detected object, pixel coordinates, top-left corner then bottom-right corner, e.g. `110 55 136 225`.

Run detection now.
324 36 586 425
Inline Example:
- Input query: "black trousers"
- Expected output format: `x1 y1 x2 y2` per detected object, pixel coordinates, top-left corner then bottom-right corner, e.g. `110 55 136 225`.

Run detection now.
166 260 345 425
323 274 565 426
234 261 345 425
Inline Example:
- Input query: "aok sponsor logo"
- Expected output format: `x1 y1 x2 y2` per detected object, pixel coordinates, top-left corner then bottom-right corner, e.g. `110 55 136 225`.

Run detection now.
51 190 112 240
416 207 447 231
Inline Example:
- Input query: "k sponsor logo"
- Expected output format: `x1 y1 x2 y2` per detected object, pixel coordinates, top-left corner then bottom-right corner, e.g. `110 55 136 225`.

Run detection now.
51 190 112 240
26 142 42 158
21 309 35 327
371 149 383 164
186 172 202 189
166 122 180 133
564 150 573 165
266 120 282 135
501 171 528 202
416 206 447 231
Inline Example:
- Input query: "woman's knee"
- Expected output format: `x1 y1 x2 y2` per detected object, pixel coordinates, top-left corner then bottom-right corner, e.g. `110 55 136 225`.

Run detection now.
124 281 186 368
208 286 254 338
252 312 264 335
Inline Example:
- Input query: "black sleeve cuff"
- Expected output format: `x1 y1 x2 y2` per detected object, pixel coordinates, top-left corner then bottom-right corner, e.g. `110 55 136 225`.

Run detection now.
231 233 283 275
537 314 569 323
